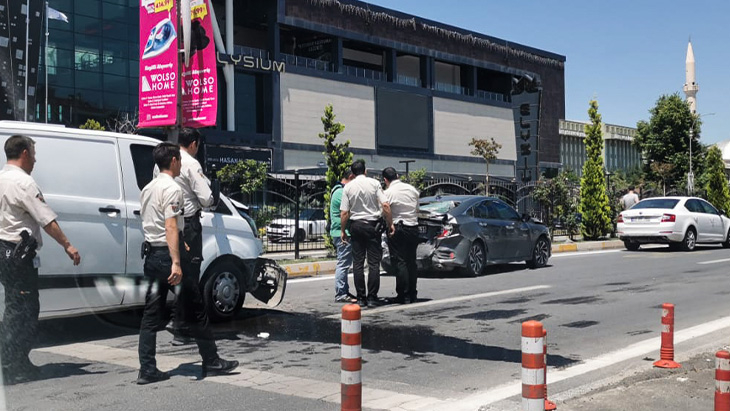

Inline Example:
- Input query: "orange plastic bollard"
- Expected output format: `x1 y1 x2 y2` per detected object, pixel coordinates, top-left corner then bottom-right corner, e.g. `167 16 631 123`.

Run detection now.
522 321 545 411
544 330 557 410
653 303 681 368
716 351 730 411
341 304 362 411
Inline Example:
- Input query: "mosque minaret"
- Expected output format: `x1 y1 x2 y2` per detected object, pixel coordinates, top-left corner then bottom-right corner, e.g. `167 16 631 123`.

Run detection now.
684 40 699 113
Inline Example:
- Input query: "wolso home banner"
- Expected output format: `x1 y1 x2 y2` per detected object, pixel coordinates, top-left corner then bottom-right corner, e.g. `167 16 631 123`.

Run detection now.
138 0 179 128
181 0 217 127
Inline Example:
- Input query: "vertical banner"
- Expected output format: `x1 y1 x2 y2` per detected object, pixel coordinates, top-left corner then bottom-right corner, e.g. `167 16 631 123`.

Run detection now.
182 0 217 128
138 0 178 128
511 75 542 183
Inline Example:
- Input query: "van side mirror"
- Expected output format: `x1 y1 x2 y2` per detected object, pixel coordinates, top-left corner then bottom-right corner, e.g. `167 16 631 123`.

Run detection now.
521 213 531 223
721 209 727 216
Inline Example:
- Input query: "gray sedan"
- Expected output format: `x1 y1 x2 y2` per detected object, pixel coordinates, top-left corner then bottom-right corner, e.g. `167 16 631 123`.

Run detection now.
384 195 551 276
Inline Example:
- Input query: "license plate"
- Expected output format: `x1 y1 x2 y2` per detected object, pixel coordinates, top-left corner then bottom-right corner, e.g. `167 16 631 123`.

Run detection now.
419 225 427 234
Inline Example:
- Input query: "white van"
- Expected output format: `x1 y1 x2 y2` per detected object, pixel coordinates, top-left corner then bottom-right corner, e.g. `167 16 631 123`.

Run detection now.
0 121 286 321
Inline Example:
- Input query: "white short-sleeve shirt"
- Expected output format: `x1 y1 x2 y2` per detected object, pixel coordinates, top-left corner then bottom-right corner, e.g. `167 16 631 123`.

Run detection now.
0 164 58 248
340 174 388 221
140 173 184 246
153 150 213 217
384 180 420 226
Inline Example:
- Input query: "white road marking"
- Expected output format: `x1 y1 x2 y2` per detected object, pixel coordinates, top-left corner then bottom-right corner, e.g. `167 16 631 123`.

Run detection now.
551 249 622 258
444 313 730 411
698 258 730 265
37 342 447 410
324 285 552 319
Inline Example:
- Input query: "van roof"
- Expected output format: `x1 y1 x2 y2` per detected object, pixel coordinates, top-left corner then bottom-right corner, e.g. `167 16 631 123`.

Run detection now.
0 121 162 145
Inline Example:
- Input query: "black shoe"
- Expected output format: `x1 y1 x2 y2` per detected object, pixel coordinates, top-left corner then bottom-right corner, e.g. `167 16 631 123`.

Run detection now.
171 335 195 346
357 298 368 308
136 369 170 385
367 297 385 307
202 358 239 378
346 292 357 300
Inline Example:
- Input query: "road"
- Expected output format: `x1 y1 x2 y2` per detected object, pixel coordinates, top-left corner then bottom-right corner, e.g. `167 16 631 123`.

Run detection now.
3 244 730 410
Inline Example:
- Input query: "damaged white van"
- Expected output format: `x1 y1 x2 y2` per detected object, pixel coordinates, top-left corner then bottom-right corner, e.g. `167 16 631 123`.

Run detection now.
0 121 286 321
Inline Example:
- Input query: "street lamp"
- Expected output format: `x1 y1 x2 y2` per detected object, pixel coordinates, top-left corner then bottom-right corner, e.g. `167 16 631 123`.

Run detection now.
399 159 415 178
688 112 715 194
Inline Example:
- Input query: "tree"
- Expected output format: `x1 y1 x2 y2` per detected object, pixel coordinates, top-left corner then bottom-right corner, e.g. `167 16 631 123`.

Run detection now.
401 168 428 192
579 100 612 240
107 112 139 134
80 119 104 131
532 170 580 240
633 93 704 191
704 146 730 213
217 160 270 230
650 162 674 196
468 137 501 195
319 104 352 251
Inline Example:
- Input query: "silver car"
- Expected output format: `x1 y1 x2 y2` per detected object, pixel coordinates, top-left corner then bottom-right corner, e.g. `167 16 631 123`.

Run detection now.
384 195 551 276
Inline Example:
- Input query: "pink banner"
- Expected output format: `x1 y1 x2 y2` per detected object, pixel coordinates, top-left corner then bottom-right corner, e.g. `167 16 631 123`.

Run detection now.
138 0 178 128
182 0 217 128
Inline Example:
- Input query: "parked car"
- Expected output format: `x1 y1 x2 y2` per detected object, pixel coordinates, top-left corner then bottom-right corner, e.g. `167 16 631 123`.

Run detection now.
0 121 287 322
617 196 730 251
384 195 551 276
266 209 326 242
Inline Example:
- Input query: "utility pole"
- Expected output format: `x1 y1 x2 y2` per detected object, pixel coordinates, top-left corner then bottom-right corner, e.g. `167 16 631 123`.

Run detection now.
399 159 415 178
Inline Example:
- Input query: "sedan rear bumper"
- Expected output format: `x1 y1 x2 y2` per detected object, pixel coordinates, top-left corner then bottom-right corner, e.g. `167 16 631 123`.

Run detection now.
617 227 684 243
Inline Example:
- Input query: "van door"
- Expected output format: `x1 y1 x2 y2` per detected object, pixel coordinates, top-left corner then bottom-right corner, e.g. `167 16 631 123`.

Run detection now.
118 140 155 306
25 134 126 314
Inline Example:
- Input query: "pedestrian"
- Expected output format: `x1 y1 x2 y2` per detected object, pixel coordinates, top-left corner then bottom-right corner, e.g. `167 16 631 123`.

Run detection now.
382 167 420 304
0 135 81 384
137 142 237 385
156 128 219 346
330 171 356 303
340 160 392 308
621 185 639 210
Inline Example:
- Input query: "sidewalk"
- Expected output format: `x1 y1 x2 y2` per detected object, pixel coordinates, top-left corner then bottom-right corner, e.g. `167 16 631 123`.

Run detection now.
273 238 625 279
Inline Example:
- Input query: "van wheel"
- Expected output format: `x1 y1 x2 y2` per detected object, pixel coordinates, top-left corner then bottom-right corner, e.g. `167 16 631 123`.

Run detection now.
296 228 306 242
203 261 245 322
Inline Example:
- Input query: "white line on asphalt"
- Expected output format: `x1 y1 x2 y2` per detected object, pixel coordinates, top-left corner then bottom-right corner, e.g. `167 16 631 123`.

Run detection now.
698 258 730 265
443 313 730 411
551 249 622 258
324 285 552 319
36 342 447 410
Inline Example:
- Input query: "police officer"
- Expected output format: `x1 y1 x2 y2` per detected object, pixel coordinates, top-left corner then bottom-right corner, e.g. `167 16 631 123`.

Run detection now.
0 135 81 383
340 160 391 308
382 167 420 304
137 142 236 385
156 128 219 345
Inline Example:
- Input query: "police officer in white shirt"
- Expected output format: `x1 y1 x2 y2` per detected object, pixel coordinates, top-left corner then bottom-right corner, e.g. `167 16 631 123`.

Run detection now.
340 160 391 307
382 167 420 304
137 143 236 385
0 135 81 383
155 128 219 345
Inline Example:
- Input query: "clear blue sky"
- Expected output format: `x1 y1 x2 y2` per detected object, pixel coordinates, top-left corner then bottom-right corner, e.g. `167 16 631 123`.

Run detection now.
366 0 730 145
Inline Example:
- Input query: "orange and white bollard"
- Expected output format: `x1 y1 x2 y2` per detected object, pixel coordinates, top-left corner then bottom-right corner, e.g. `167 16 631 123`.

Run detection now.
341 304 362 411
716 351 730 411
544 330 557 410
522 320 545 411
653 303 681 369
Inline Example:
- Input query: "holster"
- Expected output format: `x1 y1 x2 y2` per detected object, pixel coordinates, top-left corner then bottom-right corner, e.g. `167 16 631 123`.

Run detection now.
12 230 37 264
141 241 151 259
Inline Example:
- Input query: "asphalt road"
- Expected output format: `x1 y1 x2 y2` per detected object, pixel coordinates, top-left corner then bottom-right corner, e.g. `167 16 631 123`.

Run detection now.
4 244 730 410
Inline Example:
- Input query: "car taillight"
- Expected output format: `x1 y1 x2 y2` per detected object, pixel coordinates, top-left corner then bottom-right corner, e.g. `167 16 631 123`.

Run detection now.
438 226 452 238
661 214 676 222
617 214 623 223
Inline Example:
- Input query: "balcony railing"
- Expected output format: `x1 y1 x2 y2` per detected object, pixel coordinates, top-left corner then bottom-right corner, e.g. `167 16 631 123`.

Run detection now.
233 45 270 60
343 65 384 81
396 74 421 87
434 82 469 95
476 90 510 103
281 53 333 72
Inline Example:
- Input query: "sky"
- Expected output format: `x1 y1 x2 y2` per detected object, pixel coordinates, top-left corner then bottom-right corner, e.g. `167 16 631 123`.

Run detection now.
365 0 730 145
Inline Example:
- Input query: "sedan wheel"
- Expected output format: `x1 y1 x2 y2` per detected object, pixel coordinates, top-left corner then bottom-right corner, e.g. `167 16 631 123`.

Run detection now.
527 237 550 268
723 230 730 249
463 241 486 277
681 228 696 251
624 241 640 251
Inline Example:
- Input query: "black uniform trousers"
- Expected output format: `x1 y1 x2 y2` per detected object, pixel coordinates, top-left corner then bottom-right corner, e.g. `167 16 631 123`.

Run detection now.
0 240 39 370
349 220 382 300
138 242 217 374
172 211 204 336
387 225 420 301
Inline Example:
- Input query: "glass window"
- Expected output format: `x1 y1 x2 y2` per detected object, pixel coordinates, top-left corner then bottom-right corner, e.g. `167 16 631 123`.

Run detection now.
420 200 460 214
700 200 719 215
103 74 130 94
76 89 103 108
471 202 490 219
47 47 74 68
130 144 154 190
33 136 121 200
102 2 128 21
103 22 130 41
492 201 521 221
48 30 74 50
74 0 101 17
104 91 130 111
48 67 75 88
633 199 679 210
51 0 74 13
74 15 102 35
75 70 102 90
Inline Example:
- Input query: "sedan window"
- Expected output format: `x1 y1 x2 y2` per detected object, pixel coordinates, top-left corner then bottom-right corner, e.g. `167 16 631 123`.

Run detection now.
632 199 679 209
684 199 703 213
699 200 720 215
471 202 491 219
492 201 521 221
421 200 459 214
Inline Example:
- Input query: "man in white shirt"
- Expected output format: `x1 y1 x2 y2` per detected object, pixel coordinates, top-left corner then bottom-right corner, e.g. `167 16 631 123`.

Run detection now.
340 160 391 307
0 135 80 383
621 185 639 210
382 167 420 304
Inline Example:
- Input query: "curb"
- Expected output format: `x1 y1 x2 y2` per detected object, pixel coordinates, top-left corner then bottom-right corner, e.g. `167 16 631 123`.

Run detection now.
282 240 625 279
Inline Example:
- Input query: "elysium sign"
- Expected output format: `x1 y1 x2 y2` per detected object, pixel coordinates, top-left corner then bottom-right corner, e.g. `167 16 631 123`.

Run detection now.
217 53 286 73
511 75 542 183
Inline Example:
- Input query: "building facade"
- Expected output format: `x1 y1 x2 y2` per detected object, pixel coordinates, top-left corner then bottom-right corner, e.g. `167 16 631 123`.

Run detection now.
8 0 566 179
560 119 641 176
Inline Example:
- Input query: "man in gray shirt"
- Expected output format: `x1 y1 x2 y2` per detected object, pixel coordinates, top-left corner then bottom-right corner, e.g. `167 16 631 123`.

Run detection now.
621 185 639 210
